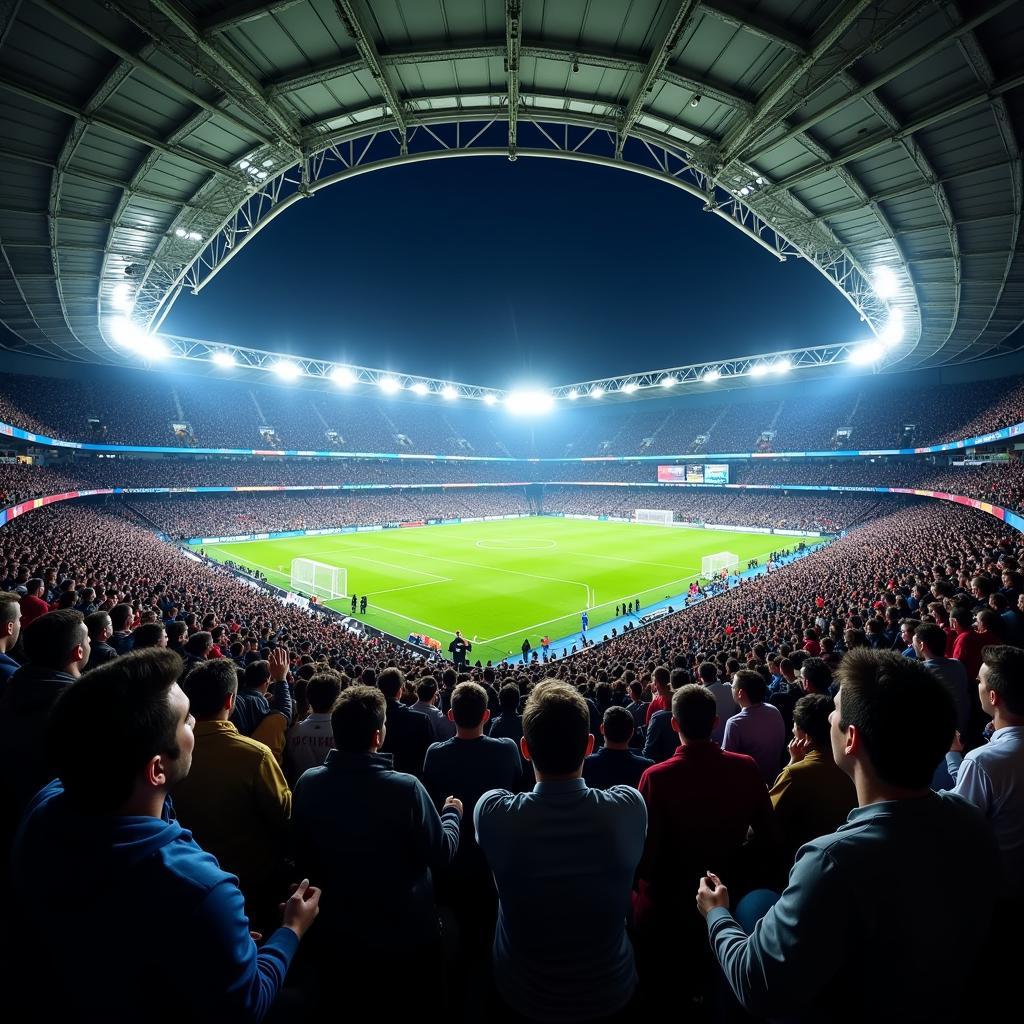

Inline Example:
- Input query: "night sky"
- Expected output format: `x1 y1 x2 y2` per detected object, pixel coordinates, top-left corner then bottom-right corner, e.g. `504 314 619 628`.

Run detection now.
162 157 867 389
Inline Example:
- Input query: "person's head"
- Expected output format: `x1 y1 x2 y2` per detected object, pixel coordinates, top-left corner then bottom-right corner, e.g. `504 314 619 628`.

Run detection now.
23 610 90 676
831 648 955 791
521 680 593 777
376 666 405 701
912 622 946 661
131 622 167 650
899 619 920 646
600 706 634 748
166 620 188 647
652 665 671 697
307 671 344 714
779 658 796 681
670 684 717 742
799 657 831 695
975 609 1001 636
109 602 133 632
84 610 113 644
49 648 191 813
977 645 1024 723
416 677 438 705
792 693 835 750
185 631 213 658
0 592 21 652
243 659 271 692
182 658 238 719
697 661 718 686
499 683 521 715
731 669 767 707
25 578 43 597
449 681 490 731
330 685 386 753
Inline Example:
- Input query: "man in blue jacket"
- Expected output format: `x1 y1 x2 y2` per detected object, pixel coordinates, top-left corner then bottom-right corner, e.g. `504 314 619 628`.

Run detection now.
10 647 320 1023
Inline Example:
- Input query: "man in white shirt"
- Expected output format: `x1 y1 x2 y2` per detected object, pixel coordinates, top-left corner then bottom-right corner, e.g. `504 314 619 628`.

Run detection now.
286 672 342 784
946 644 1024 900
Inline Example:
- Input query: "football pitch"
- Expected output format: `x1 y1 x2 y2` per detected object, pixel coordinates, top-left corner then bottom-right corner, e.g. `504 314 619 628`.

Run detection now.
202 518 783 664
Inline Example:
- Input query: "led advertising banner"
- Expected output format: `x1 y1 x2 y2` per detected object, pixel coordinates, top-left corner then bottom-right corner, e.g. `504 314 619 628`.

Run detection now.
704 463 730 484
685 464 704 483
657 465 688 482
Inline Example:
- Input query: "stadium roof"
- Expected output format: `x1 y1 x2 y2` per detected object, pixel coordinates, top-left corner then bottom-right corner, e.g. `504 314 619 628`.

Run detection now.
0 0 1022 392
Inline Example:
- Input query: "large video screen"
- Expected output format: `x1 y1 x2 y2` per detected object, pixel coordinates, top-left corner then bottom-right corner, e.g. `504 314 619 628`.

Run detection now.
657 463 730 484
704 463 730 484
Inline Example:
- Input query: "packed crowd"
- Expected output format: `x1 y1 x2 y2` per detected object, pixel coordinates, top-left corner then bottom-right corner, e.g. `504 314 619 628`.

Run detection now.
4 365 1024 455
0 490 1019 1022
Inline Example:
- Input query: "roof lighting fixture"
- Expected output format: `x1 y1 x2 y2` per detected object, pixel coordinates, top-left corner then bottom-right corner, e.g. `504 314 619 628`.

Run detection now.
109 316 147 351
378 376 401 394
441 385 458 401
262 159 274 168
849 341 884 365
111 283 133 312
661 375 677 388
873 266 899 300
622 382 638 394
136 334 169 360
238 159 251 170
755 176 765 185
331 366 355 386
483 393 498 405
772 357 792 374
411 381 430 396
567 389 579 401
739 187 750 196
256 171 268 180
506 390 554 415
188 231 203 242
591 386 604 399
211 350 236 369
879 308 905 346
703 368 721 383
750 363 770 378
271 360 300 381
174 227 188 238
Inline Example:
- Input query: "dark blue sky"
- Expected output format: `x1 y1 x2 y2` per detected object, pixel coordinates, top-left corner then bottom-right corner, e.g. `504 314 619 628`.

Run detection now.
162 157 867 387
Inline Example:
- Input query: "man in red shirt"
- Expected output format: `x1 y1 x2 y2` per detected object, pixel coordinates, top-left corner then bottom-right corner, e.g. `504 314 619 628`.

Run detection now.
644 666 671 726
19 579 50 628
952 608 1001 683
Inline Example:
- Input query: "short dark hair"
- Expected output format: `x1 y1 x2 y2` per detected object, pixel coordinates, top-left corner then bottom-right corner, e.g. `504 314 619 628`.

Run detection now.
185 631 212 656
793 693 835 749
981 645 1024 717
671 684 717 741
697 661 718 684
166 620 188 644
84 610 112 638
182 659 238 717
601 705 634 744
307 671 344 714
243 660 271 689
131 622 166 650
913 622 947 657
49 649 184 812
733 669 767 703
450 682 488 729
499 683 521 714
331 685 386 753
522 681 590 774
377 666 404 700
836 648 955 788
109 603 133 631
416 677 438 702
800 657 832 694
23 610 86 670
0 591 19 628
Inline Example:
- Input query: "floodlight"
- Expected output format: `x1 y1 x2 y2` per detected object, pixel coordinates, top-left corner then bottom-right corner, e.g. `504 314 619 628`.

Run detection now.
174 227 188 238
137 335 170 360
262 159 274 168
238 159 251 170
661 375 677 387
109 316 147 350
739 187 750 196
703 368 721 383
879 308 905 346
188 231 203 242
622 382 638 394
441 385 458 401
506 390 554 415
849 341 884 365
750 363 770 377
378 376 401 394
212 350 236 368
411 382 430 396
256 171 268 180
772 357 792 374
873 266 899 300
591 386 604 399
271 360 301 381
567 389 579 400
331 366 355 386
483 393 498 405
111 283 133 311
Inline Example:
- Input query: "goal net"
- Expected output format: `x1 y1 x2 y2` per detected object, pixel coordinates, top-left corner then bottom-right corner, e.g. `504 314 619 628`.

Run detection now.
634 508 673 526
701 551 739 577
290 558 347 599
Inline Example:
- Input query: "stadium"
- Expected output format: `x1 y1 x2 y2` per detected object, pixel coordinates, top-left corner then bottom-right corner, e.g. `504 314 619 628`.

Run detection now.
1 1 1022 1021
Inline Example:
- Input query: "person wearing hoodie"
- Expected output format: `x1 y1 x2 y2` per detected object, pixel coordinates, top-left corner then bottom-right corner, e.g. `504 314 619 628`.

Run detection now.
0 608 89 853
10 648 321 1023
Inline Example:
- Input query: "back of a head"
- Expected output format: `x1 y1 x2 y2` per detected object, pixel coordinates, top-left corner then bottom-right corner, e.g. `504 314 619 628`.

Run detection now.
522 680 590 775
131 623 165 650
185 631 212 657
914 622 947 658
801 657 832 694
182 658 238 718
376 666 404 701
697 661 718 685
653 665 670 689
669 667 689 691
109 603 133 632
243 659 270 690
84 610 111 640
793 693 835 749
836 648 955 789
23 610 86 671
416 676 438 703
671 684 717 742
441 667 457 689
499 683 520 715
451 681 488 729
601 705 634 745
50 648 184 812
307 671 344 714
734 668 767 704
331 685 386 753
166 620 187 645
980 645 1024 716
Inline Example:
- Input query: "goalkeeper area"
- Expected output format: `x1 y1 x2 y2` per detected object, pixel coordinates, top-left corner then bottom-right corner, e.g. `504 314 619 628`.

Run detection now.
202 518 784 664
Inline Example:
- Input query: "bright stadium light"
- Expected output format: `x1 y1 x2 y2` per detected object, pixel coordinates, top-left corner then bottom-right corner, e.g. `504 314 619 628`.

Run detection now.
271 360 301 381
109 316 147 351
591 386 604 399
703 368 721 383
378 376 401 394
506 390 554 415
111 283 133 311
330 366 355 386
772 357 792 374
567 389 579 401
483 393 498 405
621 382 638 394
411 381 430 396
211 350 236 369
441 385 458 401
873 266 899 300
849 341 884 365
750 363 770 378
879 308 905 346
661 375 677 388
137 334 169 360
174 227 188 238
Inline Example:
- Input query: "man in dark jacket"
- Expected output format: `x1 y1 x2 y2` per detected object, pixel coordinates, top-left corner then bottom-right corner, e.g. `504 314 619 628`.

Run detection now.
0 591 21 685
83 610 119 672
231 649 294 735
584 707 654 788
376 666 431 777
0 609 90 852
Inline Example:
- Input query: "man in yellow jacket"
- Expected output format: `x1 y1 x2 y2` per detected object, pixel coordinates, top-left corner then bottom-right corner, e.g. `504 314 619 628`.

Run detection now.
174 658 292 929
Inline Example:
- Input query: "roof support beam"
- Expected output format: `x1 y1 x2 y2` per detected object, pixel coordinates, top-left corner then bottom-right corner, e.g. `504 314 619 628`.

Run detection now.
505 1 522 160
696 0 807 53
201 0 303 35
0 0 22 51
616 0 700 159
333 0 408 152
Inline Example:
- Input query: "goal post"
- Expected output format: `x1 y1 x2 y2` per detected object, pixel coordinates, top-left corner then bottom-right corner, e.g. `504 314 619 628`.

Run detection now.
701 551 739 577
290 557 348 599
634 508 673 526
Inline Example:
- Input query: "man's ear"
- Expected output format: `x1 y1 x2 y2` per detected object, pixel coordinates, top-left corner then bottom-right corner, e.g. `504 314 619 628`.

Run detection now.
482 708 491 725
584 733 595 758
670 717 681 734
447 709 455 722
844 722 859 759
519 736 532 762
224 691 235 713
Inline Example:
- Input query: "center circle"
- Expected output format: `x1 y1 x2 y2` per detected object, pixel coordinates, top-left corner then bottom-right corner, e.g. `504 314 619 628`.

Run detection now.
475 538 558 551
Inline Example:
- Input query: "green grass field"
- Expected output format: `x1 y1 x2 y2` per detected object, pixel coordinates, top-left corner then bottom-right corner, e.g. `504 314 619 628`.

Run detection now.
202 518 783 664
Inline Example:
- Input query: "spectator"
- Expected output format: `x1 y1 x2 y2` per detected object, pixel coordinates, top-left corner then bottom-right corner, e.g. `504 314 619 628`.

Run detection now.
769 694 856 863
700 659 737 745
913 622 973 743
583 706 653 788
83 610 118 672
291 684 462 1008
108 602 135 655
696 649 998 1021
644 665 671 725
799 656 832 696
285 671 343 784
10 648 320 1022
488 682 525 747
19 578 49 628
411 675 454 742
722 669 787 784
232 650 293 762
376 666 431 777
172 658 291 928
475 681 647 1022
132 621 168 650
0 590 22 683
